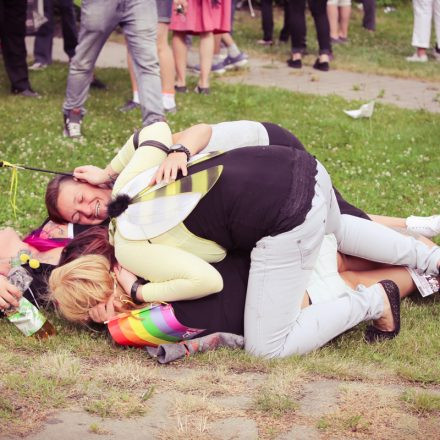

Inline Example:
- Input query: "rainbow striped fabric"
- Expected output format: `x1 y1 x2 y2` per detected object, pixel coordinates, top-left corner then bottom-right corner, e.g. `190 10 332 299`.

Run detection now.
107 304 204 347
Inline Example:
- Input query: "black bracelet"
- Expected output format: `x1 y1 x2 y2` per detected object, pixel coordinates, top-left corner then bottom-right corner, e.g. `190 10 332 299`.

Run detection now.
168 144 191 161
130 279 145 305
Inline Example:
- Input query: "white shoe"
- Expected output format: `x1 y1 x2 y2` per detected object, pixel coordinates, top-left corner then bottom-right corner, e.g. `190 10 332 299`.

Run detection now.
406 215 440 238
29 62 48 71
405 53 428 63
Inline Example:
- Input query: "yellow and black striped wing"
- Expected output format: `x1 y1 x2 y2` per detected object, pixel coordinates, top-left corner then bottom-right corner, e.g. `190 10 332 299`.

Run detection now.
116 165 223 240
132 165 223 204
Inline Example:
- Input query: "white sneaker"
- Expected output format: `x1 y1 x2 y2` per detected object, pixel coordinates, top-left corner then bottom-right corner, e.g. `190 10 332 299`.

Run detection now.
29 62 48 71
406 215 440 238
405 53 428 63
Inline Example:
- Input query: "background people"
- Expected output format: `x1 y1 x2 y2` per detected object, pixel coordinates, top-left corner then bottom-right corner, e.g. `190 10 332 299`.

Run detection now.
29 0 78 70
406 0 440 62
0 0 39 97
62 0 164 138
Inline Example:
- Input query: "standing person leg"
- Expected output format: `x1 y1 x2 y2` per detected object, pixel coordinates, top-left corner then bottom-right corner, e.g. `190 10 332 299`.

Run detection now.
287 0 307 68
433 0 440 59
32 0 54 68
0 0 37 95
407 0 432 61
362 0 376 31
259 0 274 44
119 50 141 112
172 31 188 91
279 0 290 42
196 31 214 92
156 0 177 113
327 0 340 41
309 0 331 70
122 0 164 126
63 0 119 137
58 0 78 61
338 2 351 40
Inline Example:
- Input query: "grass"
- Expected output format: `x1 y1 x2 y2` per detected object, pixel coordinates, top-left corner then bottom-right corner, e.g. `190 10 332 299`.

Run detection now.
0 55 439 436
401 389 440 415
232 3 440 81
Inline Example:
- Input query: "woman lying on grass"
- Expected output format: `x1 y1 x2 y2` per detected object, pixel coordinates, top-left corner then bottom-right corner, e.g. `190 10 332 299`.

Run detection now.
45 122 440 358
0 223 68 311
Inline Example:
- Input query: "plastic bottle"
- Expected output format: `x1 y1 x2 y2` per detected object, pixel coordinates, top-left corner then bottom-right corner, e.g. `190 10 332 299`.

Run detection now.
5 258 56 339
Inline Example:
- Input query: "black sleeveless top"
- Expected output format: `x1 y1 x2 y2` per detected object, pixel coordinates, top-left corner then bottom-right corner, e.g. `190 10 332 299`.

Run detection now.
184 145 318 252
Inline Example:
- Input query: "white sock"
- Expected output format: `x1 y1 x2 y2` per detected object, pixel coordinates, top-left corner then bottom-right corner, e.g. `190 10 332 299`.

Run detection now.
228 43 240 58
162 93 176 110
406 215 440 238
133 90 140 104
213 54 223 64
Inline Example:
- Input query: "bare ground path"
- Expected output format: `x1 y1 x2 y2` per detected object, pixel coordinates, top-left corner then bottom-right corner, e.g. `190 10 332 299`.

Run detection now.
25 37 440 113
4 364 440 440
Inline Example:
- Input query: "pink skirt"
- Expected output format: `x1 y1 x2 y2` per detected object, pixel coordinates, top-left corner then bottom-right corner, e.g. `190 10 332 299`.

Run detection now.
170 0 231 34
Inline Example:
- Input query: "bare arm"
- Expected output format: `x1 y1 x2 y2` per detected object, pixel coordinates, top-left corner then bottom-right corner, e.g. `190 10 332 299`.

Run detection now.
150 124 213 185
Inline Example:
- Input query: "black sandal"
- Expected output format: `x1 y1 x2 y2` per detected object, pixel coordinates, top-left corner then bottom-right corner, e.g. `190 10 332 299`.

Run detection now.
364 280 401 343
313 58 330 72
175 85 188 93
194 85 210 95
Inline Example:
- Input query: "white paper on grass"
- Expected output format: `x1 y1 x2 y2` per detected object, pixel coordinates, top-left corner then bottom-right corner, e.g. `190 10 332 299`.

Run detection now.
344 101 375 119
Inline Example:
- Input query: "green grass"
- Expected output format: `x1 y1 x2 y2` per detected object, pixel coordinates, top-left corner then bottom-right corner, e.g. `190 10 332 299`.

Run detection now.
233 4 440 81
401 389 440 415
0 59 439 435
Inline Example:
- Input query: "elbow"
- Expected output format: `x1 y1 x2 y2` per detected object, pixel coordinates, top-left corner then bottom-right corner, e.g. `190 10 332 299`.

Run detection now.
207 270 223 294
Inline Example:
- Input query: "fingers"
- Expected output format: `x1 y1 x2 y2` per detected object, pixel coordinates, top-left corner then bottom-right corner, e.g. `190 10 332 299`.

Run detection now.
88 297 116 323
0 286 21 309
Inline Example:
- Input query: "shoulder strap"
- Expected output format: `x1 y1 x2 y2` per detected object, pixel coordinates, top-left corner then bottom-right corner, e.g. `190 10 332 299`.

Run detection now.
138 140 170 154
133 129 140 150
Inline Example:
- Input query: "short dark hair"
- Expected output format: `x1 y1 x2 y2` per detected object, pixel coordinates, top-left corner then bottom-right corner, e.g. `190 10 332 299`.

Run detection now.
59 226 116 267
45 175 75 224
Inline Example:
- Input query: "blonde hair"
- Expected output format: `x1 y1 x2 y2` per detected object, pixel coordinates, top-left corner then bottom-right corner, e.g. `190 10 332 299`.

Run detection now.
49 255 135 323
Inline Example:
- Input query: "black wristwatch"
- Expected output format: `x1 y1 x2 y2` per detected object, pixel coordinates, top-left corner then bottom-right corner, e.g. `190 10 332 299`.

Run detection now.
168 144 191 161
130 279 147 305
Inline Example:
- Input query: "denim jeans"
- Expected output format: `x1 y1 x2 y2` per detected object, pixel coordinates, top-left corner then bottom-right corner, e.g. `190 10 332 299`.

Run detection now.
63 0 164 125
244 161 440 358
34 0 77 65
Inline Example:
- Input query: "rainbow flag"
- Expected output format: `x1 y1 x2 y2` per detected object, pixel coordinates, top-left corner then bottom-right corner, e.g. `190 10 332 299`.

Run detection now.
107 304 204 347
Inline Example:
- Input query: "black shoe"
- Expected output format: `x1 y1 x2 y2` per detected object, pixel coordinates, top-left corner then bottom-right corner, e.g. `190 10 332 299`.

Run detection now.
364 280 401 343
12 88 40 98
119 100 140 112
90 77 107 90
287 58 302 69
313 58 330 72
194 85 210 95
175 85 188 93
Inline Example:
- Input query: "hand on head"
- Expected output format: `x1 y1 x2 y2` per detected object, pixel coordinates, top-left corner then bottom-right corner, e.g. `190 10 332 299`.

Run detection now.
73 165 110 186
148 152 188 186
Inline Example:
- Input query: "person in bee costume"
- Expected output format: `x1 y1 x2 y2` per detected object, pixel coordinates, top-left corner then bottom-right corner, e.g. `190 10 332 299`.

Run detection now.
46 122 440 358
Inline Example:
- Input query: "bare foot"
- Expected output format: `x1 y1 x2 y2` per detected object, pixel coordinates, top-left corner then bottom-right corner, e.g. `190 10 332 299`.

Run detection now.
372 285 395 332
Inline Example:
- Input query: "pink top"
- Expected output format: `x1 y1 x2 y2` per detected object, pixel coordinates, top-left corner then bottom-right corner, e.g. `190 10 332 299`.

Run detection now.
170 0 231 34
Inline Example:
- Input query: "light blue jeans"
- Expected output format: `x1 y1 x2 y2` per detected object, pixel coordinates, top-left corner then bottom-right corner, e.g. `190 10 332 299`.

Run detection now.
63 0 164 125
244 161 440 358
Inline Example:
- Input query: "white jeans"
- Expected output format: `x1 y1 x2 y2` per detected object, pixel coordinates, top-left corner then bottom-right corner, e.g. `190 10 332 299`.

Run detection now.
244 162 440 358
411 0 440 48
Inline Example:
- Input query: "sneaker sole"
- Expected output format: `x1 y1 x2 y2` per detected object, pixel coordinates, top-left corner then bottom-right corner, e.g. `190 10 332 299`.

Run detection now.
164 106 177 114
224 59 248 70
